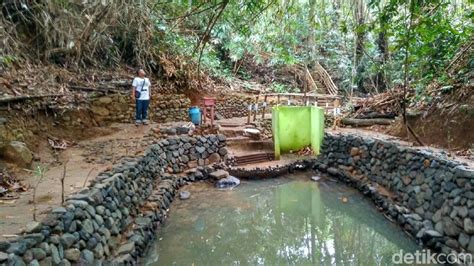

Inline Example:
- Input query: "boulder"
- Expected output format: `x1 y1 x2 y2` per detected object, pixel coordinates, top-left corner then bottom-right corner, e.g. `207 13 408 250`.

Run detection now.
0 141 33 167
210 170 229 179
215 175 240 189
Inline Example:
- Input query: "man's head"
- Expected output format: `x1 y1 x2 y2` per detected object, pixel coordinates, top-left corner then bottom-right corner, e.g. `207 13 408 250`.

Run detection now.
138 69 145 77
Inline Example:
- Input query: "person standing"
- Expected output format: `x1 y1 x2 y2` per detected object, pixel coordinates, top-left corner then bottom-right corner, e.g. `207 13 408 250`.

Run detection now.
132 69 151 126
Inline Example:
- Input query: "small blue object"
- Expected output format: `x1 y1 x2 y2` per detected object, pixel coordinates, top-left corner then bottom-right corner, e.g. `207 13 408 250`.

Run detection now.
188 107 201 125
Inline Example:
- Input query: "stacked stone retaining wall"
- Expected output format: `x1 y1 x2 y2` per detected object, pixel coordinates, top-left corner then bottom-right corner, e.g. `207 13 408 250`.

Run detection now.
314 132 474 256
0 134 227 265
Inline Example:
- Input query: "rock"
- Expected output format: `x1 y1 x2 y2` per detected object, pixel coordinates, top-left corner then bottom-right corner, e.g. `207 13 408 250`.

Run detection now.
218 148 228 156
52 207 67 214
0 141 33 167
64 248 80 261
96 205 105 215
0 252 7 262
195 146 206 154
454 165 474 178
459 233 470 248
311 176 321 181
402 176 411 185
25 221 42 234
187 160 198 168
29 259 40 266
117 242 135 255
82 219 94 234
79 250 94 265
23 249 33 263
59 259 71 266
7 254 25 266
445 239 460 249
403 213 422 221
98 97 113 104
31 248 46 260
215 175 240 189
464 218 474 234
39 257 53 266
90 106 109 116
0 241 10 252
112 254 133 264
424 230 443 238
443 218 461 236
217 134 226 142
327 167 339 176
456 206 468 218
468 236 474 253
179 191 190 200
7 242 27 255
50 245 61 265
60 233 76 248
208 153 221 164
210 170 229 179
350 147 359 156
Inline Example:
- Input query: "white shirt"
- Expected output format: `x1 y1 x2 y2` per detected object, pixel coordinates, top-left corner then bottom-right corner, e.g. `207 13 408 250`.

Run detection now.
132 77 151 100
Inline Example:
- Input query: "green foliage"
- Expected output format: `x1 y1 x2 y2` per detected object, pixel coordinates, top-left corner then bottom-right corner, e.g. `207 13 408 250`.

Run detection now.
156 0 472 95
270 82 296 93
0 55 16 68
8 0 469 94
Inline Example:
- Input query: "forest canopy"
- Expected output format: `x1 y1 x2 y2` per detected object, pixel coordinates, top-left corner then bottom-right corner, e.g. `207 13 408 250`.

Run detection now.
1 0 473 95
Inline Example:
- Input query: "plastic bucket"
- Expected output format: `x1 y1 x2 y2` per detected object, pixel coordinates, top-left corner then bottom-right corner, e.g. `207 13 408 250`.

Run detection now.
188 107 201 125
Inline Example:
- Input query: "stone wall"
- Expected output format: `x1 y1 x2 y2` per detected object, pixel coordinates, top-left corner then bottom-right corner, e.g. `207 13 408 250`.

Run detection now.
85 93 253 123
215 94 252 118
87 94 191 124
314 133 474 256
0 134 227 265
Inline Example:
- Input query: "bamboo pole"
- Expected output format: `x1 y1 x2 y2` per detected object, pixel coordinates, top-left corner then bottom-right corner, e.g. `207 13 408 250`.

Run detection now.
262 95 267 119
253 96 258 121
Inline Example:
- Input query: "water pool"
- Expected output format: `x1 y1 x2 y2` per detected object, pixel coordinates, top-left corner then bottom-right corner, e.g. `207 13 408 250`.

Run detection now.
145 172 420 265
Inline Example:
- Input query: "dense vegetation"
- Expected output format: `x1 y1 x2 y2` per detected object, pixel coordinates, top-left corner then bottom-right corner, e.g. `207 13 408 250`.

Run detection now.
1 0 472 95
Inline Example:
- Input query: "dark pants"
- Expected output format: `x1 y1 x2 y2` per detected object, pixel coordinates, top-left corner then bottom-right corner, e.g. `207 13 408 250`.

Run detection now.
135 100 150 122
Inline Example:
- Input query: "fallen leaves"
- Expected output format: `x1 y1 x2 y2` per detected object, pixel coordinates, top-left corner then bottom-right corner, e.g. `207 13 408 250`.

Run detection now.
0 170 28 200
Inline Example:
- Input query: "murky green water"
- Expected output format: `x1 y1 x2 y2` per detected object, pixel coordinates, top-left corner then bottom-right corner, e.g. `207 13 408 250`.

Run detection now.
145 173 421 265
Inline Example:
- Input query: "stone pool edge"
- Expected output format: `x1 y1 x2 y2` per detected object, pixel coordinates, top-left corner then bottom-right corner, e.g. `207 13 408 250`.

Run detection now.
1 131 473 265
0 134 228 265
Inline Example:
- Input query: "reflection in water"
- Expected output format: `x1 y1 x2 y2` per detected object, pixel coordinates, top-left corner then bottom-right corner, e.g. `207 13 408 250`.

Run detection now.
145 173 420 265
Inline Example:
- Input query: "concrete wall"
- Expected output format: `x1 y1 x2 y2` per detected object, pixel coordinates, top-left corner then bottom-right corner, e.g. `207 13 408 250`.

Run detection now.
0 134 227 265
314 133 474 255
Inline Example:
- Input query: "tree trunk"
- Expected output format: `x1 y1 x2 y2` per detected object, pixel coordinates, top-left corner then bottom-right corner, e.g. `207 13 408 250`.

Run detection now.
353 0 367 93
341 118 393 126
375 27 389 91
